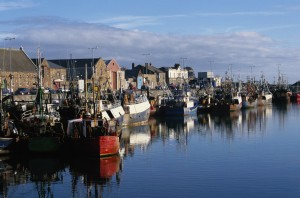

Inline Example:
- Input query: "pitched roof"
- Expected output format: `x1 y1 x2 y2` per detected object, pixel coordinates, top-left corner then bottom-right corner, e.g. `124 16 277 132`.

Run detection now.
105 60 112 65
125 69 140 79
0 48 37 73
47 61 66 69
125 64 165 79
146 65 164 73
31 58 65 69
48 58 100 79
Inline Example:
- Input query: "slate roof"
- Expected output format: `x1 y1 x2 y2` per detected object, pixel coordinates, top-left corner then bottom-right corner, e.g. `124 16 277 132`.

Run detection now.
47 61 66 69
125 69 140 79
0 48 37 72
48 58 99 79
147 65 164 73
125 64 164 79
31 58 65 69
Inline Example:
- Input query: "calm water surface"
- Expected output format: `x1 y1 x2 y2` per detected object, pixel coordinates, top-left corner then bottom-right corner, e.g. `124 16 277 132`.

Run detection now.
1 103 300 198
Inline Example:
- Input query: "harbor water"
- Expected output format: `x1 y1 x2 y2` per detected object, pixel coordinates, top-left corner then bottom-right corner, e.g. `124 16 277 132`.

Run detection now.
1 103 300 198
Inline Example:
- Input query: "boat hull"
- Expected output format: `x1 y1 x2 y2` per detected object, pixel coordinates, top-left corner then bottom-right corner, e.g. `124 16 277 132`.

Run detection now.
28 136 62 153
100 136 120 157
123 100 150 126
272 90 291 104
257 94 272 106
66 136 120 157
242 100 257 109
159 105 198 116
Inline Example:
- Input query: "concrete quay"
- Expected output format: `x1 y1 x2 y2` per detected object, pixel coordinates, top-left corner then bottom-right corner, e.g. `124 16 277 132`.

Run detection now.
9 89 178 102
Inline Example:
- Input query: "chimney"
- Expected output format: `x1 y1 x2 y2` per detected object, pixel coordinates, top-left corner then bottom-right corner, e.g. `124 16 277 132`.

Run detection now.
145 63 148 74
132 62 135 69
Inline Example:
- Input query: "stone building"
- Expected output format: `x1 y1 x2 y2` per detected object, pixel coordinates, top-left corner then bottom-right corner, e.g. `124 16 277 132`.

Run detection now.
31 58 67 89
0 47 37 92
125 63 166 89
49 58 124 91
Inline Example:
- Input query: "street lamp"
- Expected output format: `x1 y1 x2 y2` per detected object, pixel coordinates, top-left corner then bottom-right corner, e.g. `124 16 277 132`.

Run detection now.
5 37 15 92
88 46 99 74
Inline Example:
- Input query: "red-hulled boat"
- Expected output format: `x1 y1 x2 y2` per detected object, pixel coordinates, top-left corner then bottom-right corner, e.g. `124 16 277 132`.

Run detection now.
100 136 120 157
66 116 121 157
290 93 300 103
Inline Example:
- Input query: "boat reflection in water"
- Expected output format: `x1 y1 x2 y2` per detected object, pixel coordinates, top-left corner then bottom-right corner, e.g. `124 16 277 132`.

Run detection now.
69 155 122 197
120 124 151 157
0 156 18 198
148 115 197 148
197 106 272 139
0 155 65 198
0 154 122 198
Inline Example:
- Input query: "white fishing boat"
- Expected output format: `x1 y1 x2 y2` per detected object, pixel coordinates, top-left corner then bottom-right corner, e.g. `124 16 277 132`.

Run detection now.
122 90 150 126
158 85 199 116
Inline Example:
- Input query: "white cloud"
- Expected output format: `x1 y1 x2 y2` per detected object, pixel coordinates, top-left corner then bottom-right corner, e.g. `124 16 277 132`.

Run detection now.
0 0 35 11
7 17 300 83
196 11 285 17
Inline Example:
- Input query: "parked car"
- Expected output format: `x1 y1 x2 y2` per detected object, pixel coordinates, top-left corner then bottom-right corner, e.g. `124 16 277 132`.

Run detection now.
58 88 70 93
29 87 38 95
155 85 162 90
14 88 30 95
2 88 10 95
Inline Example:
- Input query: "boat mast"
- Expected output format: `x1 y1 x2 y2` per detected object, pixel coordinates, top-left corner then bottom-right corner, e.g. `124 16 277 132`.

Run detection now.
85 64 88 112
37 47 43 115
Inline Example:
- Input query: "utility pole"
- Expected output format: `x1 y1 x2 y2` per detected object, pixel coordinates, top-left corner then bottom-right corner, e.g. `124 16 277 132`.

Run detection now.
88 46 99 74
5 37 15 93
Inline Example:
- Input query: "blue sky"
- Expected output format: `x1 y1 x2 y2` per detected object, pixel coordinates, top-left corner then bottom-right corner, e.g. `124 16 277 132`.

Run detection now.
1 0 300 83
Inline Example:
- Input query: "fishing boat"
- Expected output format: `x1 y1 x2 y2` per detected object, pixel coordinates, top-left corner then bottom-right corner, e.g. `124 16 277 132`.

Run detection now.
198 90 242 114
65 115 121 157
240 80 258 109
159 94 198 116
122 90 150 126
272 88 291 104
256 75 273 106
229 92 243 111
19 51 64 154
257 93 272 106
95 88 125 125
272 71 291 104
158 86 199 116
290 81 300 103
241 94 257 109
291 93 300 103
20 87 64 153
